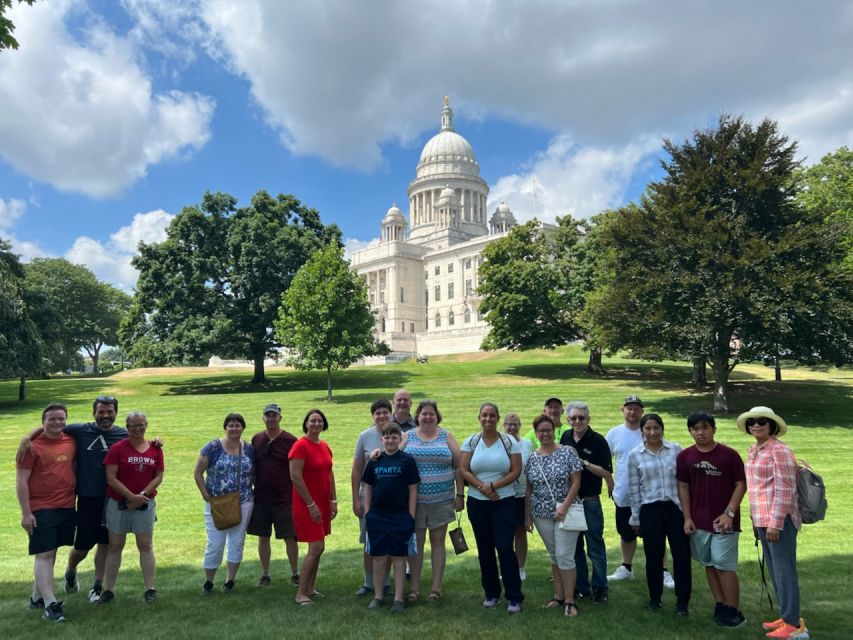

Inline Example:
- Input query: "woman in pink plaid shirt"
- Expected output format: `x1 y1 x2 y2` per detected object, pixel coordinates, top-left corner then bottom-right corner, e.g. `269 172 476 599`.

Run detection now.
738 406 808 640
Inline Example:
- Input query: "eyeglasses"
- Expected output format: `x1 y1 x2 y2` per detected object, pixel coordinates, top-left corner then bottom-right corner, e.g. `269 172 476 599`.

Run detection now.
745 418 771 427
568 415 587 422
536 429 554 435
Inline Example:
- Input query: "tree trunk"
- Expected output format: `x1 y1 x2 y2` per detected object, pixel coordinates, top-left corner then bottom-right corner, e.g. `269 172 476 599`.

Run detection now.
18 375 26 401
711 358 730 412
774 351 782 382
326 364 333 402
251 346 266 384
586 347 604 375
92 350 100 374
691 355 707 387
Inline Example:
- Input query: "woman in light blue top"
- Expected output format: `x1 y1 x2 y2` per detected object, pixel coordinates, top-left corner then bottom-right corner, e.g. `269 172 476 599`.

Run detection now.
460 402 523 613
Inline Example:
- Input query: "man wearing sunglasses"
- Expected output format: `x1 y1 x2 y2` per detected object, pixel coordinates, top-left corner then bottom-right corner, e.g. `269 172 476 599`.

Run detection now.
17 395 130 602
560 401 613 604
248 403 299 588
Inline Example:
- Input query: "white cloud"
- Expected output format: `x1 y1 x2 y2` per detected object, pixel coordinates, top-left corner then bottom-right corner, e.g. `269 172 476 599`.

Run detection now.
0 0 215 198
343 236 378 260
0 197 27 230
64 210 173 290
198 0 853 170
489 135 662 222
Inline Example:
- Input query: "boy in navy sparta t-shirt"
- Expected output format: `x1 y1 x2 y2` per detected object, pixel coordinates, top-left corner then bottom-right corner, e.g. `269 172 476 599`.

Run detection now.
362 424 420 611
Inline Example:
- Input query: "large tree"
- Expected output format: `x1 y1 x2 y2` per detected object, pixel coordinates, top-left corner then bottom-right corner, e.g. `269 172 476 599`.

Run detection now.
132 190 341 382
24 258 130 373
798 146 852 264
275 244 376 401
590 115 853 411
477 217 606 372
0 239 42 398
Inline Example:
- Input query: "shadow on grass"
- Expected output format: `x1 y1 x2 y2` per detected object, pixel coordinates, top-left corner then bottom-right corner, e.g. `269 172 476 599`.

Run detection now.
0 378 111 414
2 548 851 639
501 361 761 386
157 369 413 398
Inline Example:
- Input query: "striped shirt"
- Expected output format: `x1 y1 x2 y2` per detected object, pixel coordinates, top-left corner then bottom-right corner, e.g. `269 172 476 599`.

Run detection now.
627 439 682 526
746 437 801 531
405 428 455 504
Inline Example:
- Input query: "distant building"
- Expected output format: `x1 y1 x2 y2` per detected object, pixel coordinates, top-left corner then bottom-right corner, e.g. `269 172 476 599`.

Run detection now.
350 98 520 357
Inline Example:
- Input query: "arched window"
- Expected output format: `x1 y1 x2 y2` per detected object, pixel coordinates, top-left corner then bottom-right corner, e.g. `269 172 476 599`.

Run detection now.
448 311 455 326
434 313 441 328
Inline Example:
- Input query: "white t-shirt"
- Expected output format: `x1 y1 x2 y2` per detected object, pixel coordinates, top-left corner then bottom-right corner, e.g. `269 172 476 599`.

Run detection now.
462 433 521 500
514 438 534 498
605 423 643 507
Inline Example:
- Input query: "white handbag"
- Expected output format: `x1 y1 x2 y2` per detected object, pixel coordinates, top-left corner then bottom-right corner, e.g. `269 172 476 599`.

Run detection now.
535 452 588 532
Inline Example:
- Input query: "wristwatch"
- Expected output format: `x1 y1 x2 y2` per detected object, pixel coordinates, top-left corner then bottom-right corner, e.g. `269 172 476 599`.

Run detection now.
723 507 736 518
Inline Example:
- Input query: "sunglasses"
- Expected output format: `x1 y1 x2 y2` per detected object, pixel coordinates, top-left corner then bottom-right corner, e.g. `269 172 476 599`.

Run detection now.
568 415 587 422
745 418 771 427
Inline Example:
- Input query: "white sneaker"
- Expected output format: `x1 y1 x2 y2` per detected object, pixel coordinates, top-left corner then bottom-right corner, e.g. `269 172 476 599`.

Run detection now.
607 566 634 581
663 570 675 589
519 567 526 581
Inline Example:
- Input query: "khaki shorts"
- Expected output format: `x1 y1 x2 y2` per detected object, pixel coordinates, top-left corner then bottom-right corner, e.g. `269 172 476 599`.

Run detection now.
414 500 455 530
105 497 157 535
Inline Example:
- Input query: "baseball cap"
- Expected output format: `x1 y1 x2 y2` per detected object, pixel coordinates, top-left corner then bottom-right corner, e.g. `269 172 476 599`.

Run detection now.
263 403 282 415
623 395 643 407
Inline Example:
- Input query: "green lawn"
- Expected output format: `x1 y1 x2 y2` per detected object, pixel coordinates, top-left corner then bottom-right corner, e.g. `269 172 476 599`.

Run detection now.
1 346 850 639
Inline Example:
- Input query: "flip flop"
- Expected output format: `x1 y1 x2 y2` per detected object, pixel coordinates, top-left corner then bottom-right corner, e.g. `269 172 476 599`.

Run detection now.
427 591 441 602
543 598 564 608
309 590 324 597
564 602 579 617
294 598 314 607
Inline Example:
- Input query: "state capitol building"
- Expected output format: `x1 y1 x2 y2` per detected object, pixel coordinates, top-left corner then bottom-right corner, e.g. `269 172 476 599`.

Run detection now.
350 98 521 358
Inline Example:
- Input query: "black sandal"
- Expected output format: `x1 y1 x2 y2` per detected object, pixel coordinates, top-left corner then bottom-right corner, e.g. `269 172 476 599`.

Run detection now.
543 598 565 608
564 602 579 617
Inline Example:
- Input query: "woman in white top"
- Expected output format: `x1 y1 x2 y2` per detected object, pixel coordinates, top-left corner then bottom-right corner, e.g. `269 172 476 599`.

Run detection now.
460 403 523 613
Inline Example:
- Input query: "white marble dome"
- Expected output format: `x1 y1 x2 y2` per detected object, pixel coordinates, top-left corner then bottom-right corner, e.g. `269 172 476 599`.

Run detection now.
415 99 480 179
383 204 405 223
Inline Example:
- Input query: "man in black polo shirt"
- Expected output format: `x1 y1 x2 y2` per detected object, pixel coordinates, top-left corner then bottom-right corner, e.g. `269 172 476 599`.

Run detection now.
560 401 613 604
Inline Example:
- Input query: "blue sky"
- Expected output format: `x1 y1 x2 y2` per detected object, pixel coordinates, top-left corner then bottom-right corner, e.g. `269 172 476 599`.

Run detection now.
1 0 851 291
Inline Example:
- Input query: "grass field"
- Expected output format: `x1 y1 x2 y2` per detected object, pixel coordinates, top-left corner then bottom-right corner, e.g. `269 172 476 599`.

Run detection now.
1 346 850 639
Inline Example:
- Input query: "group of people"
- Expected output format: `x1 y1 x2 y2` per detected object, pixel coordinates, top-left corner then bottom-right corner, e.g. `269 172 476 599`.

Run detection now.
15 390 809 638
15 396 163 622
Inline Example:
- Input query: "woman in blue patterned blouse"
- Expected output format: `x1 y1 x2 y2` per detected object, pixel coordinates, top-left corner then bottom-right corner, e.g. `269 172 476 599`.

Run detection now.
403 400 464 602
193 413 255 595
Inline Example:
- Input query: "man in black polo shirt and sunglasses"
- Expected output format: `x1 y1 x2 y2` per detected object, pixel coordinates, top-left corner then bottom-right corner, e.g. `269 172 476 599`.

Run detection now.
18 395 133 602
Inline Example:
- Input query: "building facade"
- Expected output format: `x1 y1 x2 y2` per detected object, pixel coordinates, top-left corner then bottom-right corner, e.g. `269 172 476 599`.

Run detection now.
350 98 518 357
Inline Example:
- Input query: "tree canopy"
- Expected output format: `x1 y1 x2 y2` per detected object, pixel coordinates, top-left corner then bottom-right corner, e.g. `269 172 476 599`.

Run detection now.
24 258 131 374
0 239 42 395
589 115 853 411
130 190 341 382
275 244 376 401
477 216 607 372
